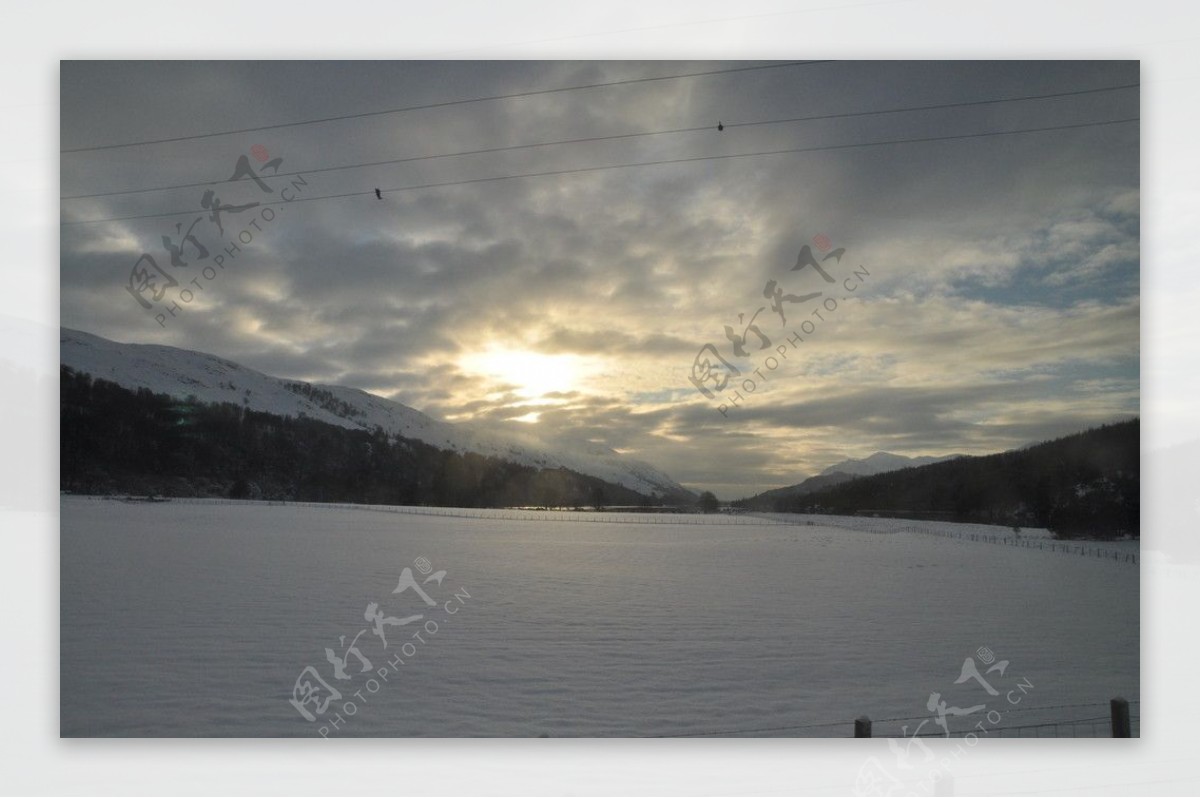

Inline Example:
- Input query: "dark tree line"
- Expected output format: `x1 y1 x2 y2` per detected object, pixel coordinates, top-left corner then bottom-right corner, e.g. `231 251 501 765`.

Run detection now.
735 420 1139 539
697 491 720 513
60 367 653 508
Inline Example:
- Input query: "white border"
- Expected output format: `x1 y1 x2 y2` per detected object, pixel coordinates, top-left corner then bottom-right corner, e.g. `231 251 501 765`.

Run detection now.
5 1 1197 794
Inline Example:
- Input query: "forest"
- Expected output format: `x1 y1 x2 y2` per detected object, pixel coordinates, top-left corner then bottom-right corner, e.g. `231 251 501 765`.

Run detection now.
60 367 653 508
735 419 1140 539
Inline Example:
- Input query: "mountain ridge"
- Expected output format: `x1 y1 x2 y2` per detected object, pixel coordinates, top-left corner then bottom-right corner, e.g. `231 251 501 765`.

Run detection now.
60 328 694 502
740 451 965 506
745 420 1140 537
819 451 963 477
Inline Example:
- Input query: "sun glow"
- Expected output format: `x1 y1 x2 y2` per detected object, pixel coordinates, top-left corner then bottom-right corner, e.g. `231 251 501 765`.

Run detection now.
459 347 586 401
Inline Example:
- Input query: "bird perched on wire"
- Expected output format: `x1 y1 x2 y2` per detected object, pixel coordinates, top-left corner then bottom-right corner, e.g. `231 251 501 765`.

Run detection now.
374 188 382 200
717 121 724 132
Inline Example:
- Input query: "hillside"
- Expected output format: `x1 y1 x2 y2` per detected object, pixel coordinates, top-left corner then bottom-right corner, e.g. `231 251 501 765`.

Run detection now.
753 420 1140 539
60 328 694 503
738 452 962 507
61 367 681 508
818 451 962 477
737 472 858 507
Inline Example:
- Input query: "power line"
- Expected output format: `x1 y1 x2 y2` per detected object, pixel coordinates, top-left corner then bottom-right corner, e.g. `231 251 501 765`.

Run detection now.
726 81 1138 131
60 116 1138 227
61 82 1139 201
59 60 831 154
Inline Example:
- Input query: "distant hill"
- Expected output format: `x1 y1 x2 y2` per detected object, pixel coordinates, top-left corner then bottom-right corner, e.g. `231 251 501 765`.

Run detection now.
737 452 962 508
753 420 1140 539
738 472 859 507
61 367 685 508
819 451 962 477
60 328 694 504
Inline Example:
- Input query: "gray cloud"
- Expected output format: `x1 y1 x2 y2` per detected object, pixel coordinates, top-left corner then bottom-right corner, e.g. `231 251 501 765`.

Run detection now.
61 60 1140 498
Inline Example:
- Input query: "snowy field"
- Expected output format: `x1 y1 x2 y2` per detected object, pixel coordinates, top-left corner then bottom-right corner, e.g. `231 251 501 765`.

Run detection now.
60 497 1139 737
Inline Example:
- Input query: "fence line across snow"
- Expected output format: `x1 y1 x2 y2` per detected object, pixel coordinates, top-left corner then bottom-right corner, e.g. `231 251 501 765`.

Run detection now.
77 495 797 527
650 698 1138 738
802 515 1139 565
69 495 1138 562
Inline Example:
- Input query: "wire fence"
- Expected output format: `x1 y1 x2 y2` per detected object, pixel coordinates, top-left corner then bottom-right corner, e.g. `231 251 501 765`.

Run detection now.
73 495 797 527
68 495 1138 561
905 709 1141 739
777 514 1139 565
934 716 1109 738
650 700 1139 738
914 526 1139 564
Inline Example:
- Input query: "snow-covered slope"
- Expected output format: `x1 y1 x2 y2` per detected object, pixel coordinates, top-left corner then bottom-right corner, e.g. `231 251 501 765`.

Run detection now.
819 451 961 477
60 328 693 500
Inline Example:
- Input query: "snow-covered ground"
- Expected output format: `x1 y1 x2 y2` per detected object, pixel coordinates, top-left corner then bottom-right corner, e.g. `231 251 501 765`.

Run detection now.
60 497 1139 737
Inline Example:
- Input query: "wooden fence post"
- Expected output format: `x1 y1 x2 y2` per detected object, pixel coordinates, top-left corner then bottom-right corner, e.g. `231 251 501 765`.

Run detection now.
855 715 872 738
1111 697 1131 737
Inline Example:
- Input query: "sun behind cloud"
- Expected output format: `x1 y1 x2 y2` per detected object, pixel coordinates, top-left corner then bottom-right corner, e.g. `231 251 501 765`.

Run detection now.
458 347 588 402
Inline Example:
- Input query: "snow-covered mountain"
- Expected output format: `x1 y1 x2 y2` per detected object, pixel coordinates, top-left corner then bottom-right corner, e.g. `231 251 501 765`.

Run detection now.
740 452 964 508
60 328 693 500
820 451 961 477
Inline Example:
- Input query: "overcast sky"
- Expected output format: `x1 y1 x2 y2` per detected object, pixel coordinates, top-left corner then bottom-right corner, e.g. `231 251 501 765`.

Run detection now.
60 60 1139 498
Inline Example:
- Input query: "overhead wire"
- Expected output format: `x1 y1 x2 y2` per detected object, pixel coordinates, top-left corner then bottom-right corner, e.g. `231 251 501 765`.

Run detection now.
61 81 1138 201
61 116 1139 227
60 60 832 154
